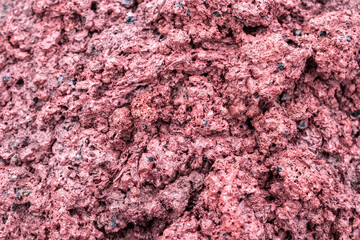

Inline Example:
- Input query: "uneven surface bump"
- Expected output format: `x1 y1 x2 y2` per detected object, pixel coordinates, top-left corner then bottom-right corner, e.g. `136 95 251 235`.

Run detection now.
1 0 360 239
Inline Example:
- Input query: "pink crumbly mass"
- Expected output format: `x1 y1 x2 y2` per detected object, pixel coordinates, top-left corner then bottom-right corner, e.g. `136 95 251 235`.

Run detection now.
1 0 360 239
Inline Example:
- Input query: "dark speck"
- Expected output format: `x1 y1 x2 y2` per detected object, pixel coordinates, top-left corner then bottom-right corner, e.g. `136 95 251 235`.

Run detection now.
175 3 183 9
346 23 350 28
351 109 360 117
32 97 39 104
186 9 191 16
203 120 208 126
91 44 95 51
3 4 8 11
12 203 17 211
213 11 221 17
146 156 153 162
3 76 10 83
111 217 116 228
185 92 189 100
320 31 326 37
294 29 301 36
285 130 289 136
277 62 284 71
253 92 259 99
298 120 307 129
125 16 135 24
6 69 10 72
142 124 147 129
354 131 360 138
347 36 352 42
223 232 230 238
277 166 282 172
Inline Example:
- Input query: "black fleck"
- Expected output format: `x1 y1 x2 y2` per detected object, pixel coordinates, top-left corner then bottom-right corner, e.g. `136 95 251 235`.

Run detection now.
285 130 289 136
146 156 153 162
247 193 254 197
320 31 326 37
6 69 10 72
213 11 221 17
253 92 259 99
354 131 360 138
142 124 147 129
12 203 17 211
186 9 191 16
298 120 307 129
185 92 189 100
203 120 208 126
125 16 135 24
347 36 352 42
3 4 8 11
277 62 284 71
32 97 39 104
351 110 360 117
277 166 282 172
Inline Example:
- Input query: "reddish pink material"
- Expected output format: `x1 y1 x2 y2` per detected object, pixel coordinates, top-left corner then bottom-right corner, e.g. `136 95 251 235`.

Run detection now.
1 0 360 239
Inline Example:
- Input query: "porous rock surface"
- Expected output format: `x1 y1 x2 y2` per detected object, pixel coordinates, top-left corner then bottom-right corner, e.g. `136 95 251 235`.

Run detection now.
1 0 360 239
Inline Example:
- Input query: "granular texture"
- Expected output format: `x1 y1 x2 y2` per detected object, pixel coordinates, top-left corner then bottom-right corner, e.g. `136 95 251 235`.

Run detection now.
1 0 360 239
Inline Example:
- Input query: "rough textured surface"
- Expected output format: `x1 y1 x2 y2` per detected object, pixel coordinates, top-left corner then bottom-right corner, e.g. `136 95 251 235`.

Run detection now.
1 0 360 239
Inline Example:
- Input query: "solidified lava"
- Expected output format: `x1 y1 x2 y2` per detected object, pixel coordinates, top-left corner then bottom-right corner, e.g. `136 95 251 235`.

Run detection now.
1 0 360 239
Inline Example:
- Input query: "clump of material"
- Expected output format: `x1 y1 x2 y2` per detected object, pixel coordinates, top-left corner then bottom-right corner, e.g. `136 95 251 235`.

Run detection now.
1 0 360 239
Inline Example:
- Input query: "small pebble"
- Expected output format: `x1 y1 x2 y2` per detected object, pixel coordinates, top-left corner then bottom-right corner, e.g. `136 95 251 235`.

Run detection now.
3 76 10 83
277 62 284 71
320 31 326 37
76 154 82 160
294 29 301 36
247 193 254 197
146 156 153 162
125 16 135 24
213 11 221 17
298 120 307 129
32 97 39 104
111 217 117 228
174 3 183 9
185 92 189 100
